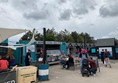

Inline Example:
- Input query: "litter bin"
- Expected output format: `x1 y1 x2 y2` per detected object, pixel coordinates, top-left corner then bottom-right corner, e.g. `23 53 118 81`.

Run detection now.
38 64 49 81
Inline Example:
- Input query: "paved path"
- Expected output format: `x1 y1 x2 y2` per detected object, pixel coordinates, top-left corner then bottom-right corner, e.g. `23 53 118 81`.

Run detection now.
38 60 118 83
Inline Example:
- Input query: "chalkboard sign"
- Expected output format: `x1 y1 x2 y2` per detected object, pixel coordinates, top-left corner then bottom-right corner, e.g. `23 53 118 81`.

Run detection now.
0 71 16 83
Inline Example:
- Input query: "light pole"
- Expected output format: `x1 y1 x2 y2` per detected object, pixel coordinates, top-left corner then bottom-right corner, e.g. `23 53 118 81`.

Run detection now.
83 33 86 48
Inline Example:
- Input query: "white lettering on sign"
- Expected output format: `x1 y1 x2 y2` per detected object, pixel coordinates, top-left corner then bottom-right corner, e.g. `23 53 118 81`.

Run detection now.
5 80 15 83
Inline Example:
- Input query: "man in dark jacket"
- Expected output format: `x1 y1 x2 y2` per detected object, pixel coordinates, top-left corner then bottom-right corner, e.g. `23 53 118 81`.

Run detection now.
100 49 105 64
25 49 31 66
66 55 74 69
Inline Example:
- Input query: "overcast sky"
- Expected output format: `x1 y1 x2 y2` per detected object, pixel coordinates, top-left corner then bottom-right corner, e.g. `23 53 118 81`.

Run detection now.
1 0 118 42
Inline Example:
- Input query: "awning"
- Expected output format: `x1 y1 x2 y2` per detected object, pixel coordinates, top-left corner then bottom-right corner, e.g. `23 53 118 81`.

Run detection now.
0 28 36 50
0 28 28 43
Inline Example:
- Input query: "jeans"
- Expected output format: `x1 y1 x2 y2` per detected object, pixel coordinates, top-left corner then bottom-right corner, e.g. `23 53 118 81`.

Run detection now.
90 68 97 74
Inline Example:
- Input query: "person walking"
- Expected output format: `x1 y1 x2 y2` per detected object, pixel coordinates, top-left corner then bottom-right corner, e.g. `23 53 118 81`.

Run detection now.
100 49 105 64
25 49 31 66
104 49 111 68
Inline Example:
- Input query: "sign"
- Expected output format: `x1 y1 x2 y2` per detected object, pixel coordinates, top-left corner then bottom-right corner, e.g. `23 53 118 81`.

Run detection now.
99 47 112 57
91 48 96 53
0 71 16 83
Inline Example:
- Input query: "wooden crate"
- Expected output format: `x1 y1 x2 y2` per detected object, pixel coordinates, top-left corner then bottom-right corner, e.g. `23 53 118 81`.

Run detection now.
16 66 37 83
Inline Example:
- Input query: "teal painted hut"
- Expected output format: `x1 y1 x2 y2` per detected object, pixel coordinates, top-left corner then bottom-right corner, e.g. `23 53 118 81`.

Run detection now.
14 40 36 66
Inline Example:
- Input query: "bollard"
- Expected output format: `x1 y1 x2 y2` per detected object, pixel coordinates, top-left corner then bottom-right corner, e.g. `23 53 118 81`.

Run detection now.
38 64 49 81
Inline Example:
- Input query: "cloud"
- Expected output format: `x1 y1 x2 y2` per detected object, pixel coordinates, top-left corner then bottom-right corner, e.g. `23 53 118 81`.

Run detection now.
72 0 96 15
108 30 118 38
59 9 71 20
11 0 56 20
11 0 38 12
2 0 118 40
99 0 118 17
101 36 109 39
73 8 88 15
23 10 49 20
0 0 8 3
101 30 118 39
58 0 67 4
100 27 118 39
8 0 97 21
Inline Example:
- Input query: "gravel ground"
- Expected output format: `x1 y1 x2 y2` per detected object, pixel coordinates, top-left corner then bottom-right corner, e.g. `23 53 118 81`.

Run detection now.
38 60 118 83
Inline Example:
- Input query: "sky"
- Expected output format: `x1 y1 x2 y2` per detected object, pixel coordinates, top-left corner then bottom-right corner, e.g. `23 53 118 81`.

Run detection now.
1 0 118 43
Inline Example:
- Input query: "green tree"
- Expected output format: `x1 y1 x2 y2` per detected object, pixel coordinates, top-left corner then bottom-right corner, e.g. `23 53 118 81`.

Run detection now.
71 31 79 43
57 29 74 43
20 31 32 41
46 28 57 41
78 32 84 43
35 33 43 41
20 28 94 44
84 33 94 43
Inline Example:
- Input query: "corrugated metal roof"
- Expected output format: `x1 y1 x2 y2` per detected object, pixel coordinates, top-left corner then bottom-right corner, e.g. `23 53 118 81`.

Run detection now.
96 38 115 46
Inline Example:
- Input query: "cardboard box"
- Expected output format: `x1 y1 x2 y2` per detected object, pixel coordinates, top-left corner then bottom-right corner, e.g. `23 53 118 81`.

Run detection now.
16 66 37 83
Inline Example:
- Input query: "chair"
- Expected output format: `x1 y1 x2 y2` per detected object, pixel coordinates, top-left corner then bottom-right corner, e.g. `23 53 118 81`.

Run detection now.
74 57 80 68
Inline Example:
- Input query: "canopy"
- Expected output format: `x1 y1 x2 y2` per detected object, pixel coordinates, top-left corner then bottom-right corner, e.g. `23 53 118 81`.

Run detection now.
0 28 28 43
0 28 36 50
